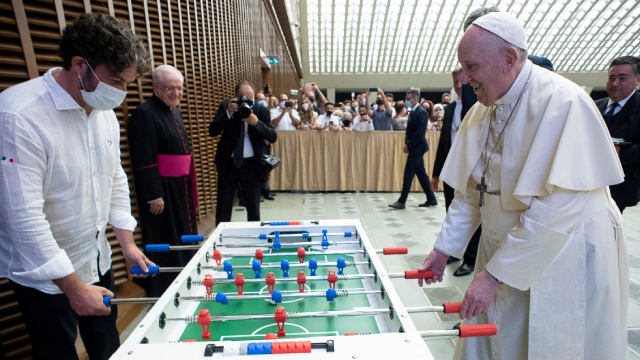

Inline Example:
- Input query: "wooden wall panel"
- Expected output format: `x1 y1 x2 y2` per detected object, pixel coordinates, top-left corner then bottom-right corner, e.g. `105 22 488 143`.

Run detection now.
0 0 300 358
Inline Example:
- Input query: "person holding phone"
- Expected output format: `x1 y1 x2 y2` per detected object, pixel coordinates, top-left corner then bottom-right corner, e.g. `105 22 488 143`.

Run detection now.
314 102 335 131
352 105 374 131
270 94 300 131
364 88 393 130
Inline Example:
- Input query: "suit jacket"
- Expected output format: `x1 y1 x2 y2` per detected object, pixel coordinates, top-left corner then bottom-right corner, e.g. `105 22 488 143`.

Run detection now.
209 99 277 178
405 104 429 155
595 90 640 180
433 85 478 178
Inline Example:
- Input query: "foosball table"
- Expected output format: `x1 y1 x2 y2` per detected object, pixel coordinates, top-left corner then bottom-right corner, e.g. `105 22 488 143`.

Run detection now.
108 220 496 359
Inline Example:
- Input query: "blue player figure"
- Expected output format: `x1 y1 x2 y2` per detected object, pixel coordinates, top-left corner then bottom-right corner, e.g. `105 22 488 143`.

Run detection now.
252 259 262 278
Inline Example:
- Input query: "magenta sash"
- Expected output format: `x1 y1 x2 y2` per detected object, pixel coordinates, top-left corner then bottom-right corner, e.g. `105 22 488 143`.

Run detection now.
157 154 198 217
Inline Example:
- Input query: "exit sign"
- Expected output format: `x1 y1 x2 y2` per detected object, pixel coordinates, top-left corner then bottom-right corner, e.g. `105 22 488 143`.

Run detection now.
268 57 280 65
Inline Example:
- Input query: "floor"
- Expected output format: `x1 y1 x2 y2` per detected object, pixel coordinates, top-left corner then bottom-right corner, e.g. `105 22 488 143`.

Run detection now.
120 191 640 359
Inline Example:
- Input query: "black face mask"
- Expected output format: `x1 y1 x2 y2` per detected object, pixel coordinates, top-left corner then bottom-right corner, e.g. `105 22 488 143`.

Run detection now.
326 111 333 116
308 97 315 103
376 99 384 105
442 100 450 105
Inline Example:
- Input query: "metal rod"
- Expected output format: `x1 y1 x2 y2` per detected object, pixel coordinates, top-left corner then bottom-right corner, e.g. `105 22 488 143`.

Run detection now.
108 297 161 304
406 306 445 313
222 232 352 240
218 249 379 259
215 241 359 248
194 273 405 285
201 261 368 270
166 306 441 323
418 330 460 338
169 245 201 250
156 267 184 273
180 290 378 301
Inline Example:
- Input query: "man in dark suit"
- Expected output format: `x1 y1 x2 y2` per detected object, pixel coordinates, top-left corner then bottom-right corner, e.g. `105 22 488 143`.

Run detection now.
430 68 481 276
389 89 437 209
209 81 277 225
595 55 640 213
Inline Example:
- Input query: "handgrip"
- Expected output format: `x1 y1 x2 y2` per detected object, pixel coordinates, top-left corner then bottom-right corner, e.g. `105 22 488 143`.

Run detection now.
404 270 433 279
383 247 408 255
131 265 159 275
103 296 112 307
443 302 462 314
181 235 203 243
458 324 498 338
146 244 170 252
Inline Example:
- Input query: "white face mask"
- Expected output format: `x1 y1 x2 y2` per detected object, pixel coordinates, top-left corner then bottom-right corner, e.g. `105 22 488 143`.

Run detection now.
302 103 309 111
294 104 298 110
344 106 351 111
79 61 127 110
280 101 287 109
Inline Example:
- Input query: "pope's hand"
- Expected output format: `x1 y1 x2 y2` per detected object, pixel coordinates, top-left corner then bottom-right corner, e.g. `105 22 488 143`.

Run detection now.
417 249 448 287
459 270 501 320
244 112 259 126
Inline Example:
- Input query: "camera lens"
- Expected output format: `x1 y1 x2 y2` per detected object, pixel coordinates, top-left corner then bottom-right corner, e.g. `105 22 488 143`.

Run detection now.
238 103 252 118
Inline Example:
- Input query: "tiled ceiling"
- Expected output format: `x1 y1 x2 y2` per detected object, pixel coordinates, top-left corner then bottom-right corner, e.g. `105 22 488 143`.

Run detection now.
305 0 640 74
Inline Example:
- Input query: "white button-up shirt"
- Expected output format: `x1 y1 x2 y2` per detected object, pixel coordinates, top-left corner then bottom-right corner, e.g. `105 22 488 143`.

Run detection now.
226 109 254 158
0 68 137 294
450 99 463 142
270 106 300 130
606 89 636 115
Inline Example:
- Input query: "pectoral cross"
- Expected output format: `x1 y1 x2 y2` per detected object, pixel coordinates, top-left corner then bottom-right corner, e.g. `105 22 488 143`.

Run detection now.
476 176 487 207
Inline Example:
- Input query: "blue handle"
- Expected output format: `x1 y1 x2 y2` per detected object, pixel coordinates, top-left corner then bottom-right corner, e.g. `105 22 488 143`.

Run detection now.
103 296 112 307
145 244 170 252
181 235 203 243
302 233 310 239
131 265 159 275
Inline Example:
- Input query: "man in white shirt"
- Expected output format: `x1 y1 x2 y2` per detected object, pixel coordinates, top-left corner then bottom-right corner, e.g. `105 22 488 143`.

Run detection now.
352 105 374 131
315 102 339 131
0 13 153 360
270 94 300 130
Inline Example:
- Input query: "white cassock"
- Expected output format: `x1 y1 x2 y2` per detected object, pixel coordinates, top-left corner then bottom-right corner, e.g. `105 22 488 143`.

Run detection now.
435 59 629 360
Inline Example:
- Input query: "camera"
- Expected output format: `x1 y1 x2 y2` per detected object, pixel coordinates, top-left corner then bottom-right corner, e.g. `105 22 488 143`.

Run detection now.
284 101 293 108
237 96 254 119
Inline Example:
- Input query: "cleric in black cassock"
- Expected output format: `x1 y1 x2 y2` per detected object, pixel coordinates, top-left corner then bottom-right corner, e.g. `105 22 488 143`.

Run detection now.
127 65 197 297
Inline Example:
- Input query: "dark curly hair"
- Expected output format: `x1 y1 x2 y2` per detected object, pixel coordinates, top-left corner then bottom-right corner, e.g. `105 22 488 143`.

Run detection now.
58 13 151 78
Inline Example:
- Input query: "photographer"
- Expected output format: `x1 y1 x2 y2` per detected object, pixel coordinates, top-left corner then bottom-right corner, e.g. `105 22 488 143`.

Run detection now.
209 81 276 225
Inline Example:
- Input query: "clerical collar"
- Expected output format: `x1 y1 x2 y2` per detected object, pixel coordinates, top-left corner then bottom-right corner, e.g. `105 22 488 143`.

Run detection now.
151 93 172 111
495 59 532 107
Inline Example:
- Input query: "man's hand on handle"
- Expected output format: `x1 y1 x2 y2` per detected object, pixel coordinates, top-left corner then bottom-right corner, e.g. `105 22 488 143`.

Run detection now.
430 176 439 192
417 249 448 287
114 228 156 278
459 270 501 320
54 274 113 316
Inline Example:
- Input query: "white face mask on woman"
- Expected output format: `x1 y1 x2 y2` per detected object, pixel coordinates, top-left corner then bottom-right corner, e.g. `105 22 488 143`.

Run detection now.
79 61 127 110
302 103 309 111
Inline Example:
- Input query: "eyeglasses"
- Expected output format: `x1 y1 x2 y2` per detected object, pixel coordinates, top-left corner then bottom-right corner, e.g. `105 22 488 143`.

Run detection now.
162 86 185 93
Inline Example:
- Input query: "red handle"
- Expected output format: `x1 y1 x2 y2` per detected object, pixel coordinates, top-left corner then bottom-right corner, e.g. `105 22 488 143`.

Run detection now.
443 302 462 314
458 324 497 338
383 247 408 255
404 270 433 279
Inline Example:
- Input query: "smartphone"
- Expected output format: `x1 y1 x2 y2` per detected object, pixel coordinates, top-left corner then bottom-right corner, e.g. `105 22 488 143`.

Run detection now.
351 92 355 98
263 84 269 94
369 87 377 92
329 118 338 126
284 101 293 108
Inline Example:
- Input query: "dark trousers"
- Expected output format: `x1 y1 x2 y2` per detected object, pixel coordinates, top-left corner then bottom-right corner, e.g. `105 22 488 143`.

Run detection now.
398 153 436 203
216 157 261 225
610 178 640 214
11 268 119 360
444 181 481 266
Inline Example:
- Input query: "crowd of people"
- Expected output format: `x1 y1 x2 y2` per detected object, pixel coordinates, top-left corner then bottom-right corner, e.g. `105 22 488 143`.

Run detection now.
259 84 452 133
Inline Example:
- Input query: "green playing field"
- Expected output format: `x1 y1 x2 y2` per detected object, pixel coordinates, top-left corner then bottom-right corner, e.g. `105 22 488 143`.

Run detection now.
178 249 381 341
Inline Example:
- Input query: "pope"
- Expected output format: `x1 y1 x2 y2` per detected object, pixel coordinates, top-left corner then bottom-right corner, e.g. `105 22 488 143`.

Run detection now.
418 12 628 360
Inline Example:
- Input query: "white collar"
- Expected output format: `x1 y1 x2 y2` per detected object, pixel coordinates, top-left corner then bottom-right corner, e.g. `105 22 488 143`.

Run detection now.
495 60 532 107
608 90 636 108
42 68 84 111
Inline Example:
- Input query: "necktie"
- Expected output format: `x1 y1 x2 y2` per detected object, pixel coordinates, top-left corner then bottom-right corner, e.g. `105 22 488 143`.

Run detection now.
604 102 619 127
233 122 245 168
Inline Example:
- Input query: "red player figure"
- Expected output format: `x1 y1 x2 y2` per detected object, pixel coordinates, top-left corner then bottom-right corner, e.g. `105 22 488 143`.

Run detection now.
327 270 338 289
255 249 264 264
234 273 245 295
203 274 214 295
274 306 287 337
297 248 306 263
198 309 211 340
266 272 276 294
213 250 222 266
296 271 306 293
264 333 278 340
